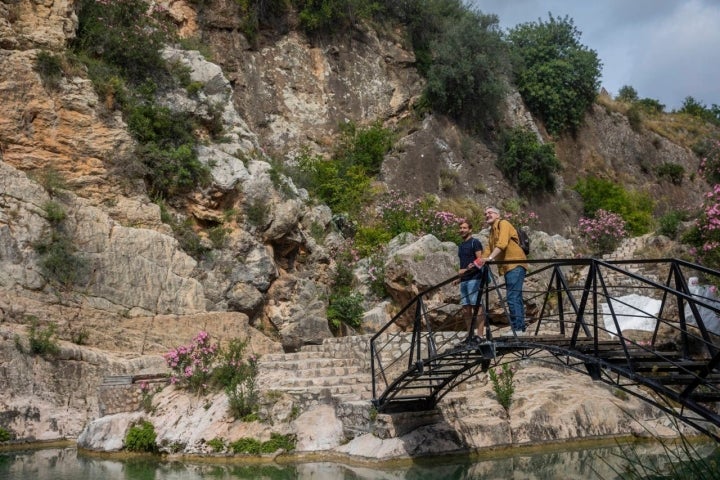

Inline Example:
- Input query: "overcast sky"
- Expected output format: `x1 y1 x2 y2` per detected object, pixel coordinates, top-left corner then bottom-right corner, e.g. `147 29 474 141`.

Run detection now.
469 0 720 111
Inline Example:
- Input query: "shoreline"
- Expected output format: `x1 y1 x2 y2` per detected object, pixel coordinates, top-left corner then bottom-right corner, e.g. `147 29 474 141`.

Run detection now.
2 434 666 466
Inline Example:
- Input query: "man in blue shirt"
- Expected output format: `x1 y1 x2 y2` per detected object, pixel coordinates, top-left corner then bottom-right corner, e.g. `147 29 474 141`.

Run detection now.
457 221 485 341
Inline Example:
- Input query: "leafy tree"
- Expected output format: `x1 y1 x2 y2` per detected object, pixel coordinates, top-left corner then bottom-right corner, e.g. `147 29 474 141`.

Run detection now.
508 14 601 136
385 1 508 131
496 127 560 196
616 85 638 103
72 0 173 85
424 8 508 131
635 97 665 114
385 0 468 75
679 96 720 125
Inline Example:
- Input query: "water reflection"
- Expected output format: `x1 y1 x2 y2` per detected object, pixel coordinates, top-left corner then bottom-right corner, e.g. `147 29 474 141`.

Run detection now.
0 442 716 480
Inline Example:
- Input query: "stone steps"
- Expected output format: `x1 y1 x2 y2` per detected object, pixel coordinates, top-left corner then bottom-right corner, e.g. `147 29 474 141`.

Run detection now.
258 363 364 377
258 372 368 389
257 335 381 408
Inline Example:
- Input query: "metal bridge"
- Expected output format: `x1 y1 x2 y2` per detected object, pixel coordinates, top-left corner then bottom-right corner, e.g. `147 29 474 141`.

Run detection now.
370 258 720 441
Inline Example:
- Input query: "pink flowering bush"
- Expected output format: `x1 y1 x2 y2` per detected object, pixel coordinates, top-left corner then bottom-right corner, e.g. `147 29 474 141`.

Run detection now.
376 190 465 244
164 331 219 393
578 209 628 254
164 334 259 419
683 142 720 269
699 140 720 185
503 210 540 229
689 184 720 268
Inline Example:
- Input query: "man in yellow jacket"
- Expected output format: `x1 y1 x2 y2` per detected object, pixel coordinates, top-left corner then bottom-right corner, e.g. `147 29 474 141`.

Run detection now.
474 206 529 334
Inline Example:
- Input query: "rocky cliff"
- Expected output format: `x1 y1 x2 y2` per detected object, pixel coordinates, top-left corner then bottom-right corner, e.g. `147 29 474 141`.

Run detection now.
0 0 713 457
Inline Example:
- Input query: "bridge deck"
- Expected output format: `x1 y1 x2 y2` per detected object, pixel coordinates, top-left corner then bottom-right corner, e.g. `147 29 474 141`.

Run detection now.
370 258 720 440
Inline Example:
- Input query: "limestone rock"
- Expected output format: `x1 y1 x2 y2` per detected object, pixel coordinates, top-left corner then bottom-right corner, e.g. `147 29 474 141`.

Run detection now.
294 405 345 452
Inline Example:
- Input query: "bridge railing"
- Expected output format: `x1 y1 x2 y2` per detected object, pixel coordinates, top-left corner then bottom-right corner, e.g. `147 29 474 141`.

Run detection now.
370 257 720 406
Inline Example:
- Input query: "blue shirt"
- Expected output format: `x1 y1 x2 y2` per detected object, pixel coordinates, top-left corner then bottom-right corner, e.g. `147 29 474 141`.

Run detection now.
458 237 483 281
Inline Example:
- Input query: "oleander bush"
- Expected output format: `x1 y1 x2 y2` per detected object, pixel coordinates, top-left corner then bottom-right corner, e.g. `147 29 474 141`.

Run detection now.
574 176 654 236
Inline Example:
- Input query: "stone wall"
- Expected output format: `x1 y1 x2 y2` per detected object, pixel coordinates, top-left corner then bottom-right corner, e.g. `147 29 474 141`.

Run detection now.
98 375 169 417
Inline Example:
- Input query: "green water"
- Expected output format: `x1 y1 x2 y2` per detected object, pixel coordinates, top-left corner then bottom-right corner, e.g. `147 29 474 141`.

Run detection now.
0 442 716 480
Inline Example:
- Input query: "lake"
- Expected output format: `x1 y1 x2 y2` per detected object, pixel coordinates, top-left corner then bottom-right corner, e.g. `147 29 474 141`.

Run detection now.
0 440 717 480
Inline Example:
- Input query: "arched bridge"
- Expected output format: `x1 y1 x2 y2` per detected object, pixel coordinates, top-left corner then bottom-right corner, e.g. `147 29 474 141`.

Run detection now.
370 258 720 441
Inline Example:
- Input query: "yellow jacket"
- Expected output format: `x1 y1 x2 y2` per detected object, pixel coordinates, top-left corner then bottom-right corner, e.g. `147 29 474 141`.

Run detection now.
483 219 528 275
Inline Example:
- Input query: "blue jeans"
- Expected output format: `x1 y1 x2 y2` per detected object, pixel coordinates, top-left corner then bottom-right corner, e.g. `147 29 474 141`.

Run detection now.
504 266 526 331
460 279 481 307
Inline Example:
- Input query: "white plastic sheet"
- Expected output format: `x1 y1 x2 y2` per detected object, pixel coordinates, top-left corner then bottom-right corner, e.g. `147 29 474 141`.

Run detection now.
683 277 720 336
601 294 661 337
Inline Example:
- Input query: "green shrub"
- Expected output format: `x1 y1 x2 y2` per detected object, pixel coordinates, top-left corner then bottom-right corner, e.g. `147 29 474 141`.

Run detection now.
130 110 210 198
367 252 387 299
574 177 654 235
207 225 230 249
297 150 371 217
34 50 65 90
259 433 296 453
327 292 364 330
656 162 685 185
26 319 60 357
679 96 720 125
215 340 259 420
294 0 381 35
228 434 295 454
658 210 688 239
124 421 157 453
72 0 173 85
627 105 643 132
635 97 665 114
70 327 90 345
229 437 262 454
34 167 68 196
170 218 211 260
72 1 212 201
488 364 516 411
42 201 66 224
206 437 226 452
35 233 89 288
336 121 394 176
0 427 11 442
245 199 271 227
508 14 601 135
496 127 561 196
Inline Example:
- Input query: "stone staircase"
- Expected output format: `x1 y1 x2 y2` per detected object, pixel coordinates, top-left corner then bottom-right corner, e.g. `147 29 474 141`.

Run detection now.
256 332 490 438
257 334 374 409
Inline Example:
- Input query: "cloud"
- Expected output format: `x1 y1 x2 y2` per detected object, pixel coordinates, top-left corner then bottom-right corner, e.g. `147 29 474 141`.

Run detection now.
470 0 720 109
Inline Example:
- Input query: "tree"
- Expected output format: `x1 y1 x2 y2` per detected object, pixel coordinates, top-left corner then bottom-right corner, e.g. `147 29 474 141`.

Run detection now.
423 8 508 131
679 96 720 125
616 85 638 103
507 14 601 136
